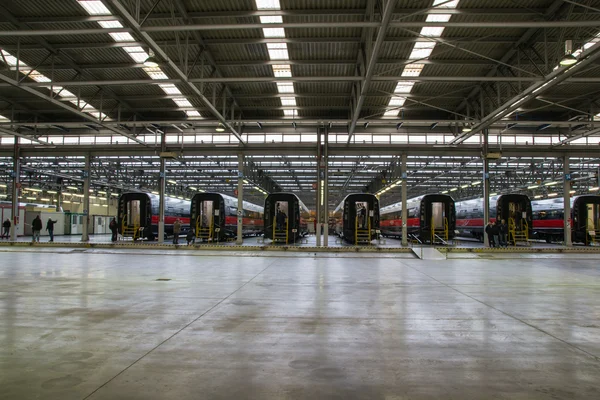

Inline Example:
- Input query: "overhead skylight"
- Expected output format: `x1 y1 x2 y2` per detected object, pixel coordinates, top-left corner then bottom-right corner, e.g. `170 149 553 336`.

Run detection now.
256 0 296 117
266 43 289 60
272 65 292 77
263 28 285 38
256 0 281 10
77 1 111 15
0 49 108 121
260 16 282 23
384 0 461 117
281 97 297 106
276 82 295 93
76 0 202 120
159 84 182 95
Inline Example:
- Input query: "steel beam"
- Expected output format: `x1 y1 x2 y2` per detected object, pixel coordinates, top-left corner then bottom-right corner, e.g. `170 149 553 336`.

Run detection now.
4 19 600 37
107 0 244 144
450 40 600 145
0 74 148 147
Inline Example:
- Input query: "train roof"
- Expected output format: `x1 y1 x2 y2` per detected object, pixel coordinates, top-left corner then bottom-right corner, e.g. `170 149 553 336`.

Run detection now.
333 193 377 213
197 192 264 213
266 192 310 213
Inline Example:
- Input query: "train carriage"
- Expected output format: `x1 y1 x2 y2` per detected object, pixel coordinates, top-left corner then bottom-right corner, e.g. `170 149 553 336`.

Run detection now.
335 193 380 244
532 195 600 244
455 194 532 242
263 192 309 243
191 192 263 242
118 192 190 240
380 194 456 243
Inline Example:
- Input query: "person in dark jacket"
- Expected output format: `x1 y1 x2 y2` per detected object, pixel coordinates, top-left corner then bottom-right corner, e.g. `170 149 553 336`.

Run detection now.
491 220 500 248
46 217 57 242
499 219 508 247
186 230 195 246
32 216 42 243
485 222 495 247
2 218 10 239
109 217 118 242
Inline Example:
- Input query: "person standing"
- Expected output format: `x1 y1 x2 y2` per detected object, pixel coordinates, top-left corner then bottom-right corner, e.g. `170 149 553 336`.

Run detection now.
491 220 500 249
2 218 10 239
485 221 494 247
32 215 42 243
499 219 508 247
173 219 181 244
109 217 118 242
46 217 58 242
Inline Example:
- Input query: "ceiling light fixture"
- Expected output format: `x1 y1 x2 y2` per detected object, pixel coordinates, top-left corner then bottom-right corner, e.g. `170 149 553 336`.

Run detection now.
215 123 225 132
143 50 160 67
559 40 578 66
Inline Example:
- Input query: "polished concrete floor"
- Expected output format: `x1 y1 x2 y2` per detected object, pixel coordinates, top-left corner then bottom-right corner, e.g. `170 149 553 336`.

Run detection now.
5 233 569 249
1 249 600 399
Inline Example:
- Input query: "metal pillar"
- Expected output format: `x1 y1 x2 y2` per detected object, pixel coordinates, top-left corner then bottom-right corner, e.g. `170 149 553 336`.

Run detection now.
316 128 322 246
323 127 329 247
237 154 244 245
81 154 91 242
563 156 572 246
482 130 490 247
158 132 166 243
10 137 19 241
401 153 408 246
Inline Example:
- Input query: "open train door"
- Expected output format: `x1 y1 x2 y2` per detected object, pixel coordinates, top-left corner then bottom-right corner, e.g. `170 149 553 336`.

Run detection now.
572 195 600 244
420 195 455 243
497 194 533 241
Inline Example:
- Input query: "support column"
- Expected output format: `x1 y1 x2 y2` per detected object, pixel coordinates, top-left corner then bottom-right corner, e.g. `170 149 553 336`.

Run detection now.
316 128 323 246
81 154 91 242
158 132 166 243
323 127 329 247
563 155 572 246
10 137 19 241
237 154 244 245
482 130 490 247
401 153 408 246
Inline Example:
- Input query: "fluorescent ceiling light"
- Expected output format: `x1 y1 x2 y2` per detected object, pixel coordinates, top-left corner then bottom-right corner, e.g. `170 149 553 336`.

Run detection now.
589 187 600 191
46 190 57 194
534 195 542 199
490 193 497 196
167 180 177 184
461 184 469 188
41 198 50 201
66 186 78 190
449 188 458 192
441 190 448 194
527 185 539 189
544 181 558 186
547 193 558 197
471 181 481 186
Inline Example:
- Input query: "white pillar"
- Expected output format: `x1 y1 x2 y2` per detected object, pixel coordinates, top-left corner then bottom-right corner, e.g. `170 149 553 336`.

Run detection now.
563 156 572 246
158 133 166 243
323 127 329 247
237 154 244 245
316 128 322 246
482 130 490 247
401 153 408 246
10 137 19 241
81 154 91 242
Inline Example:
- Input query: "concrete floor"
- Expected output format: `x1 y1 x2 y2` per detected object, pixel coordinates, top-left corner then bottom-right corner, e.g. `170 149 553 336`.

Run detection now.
5 233 574 249
1 250 600 399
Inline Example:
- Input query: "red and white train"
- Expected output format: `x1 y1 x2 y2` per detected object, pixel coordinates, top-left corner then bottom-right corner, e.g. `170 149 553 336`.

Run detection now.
455 194 532 241
380 194 456 243
531 195 600 244
118 192 263 241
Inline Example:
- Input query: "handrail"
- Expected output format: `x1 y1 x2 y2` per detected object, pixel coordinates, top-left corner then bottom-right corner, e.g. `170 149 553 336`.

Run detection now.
587 217 596 245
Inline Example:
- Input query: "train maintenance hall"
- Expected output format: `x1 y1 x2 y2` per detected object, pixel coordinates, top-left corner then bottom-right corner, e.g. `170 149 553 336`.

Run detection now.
1 0 600 399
